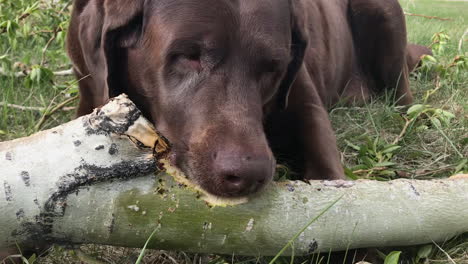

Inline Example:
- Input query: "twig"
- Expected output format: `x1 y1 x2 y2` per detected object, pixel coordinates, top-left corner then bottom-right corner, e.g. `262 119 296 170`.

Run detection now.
404 12 452 21
458 28 468 53
53 69 74 76
424 75 442 103
40 27 62 66
0 103 43 111
352 167 388 175
432 240 457 264
34 95 79 131
0 67 73 77
0 102 75 112
392 116 411 145
414 166 454 178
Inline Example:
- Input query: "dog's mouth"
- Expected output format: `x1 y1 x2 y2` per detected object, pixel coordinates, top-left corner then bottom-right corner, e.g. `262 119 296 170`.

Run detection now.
153 131 273 205
161 159 250 206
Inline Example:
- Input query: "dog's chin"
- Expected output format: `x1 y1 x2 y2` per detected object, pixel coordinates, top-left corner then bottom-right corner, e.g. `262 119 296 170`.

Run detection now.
161 159 249 206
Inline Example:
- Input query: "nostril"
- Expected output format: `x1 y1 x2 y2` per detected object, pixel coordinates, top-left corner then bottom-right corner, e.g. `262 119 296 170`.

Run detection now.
244 156 252 161
212 152 218 160
225 175 242 185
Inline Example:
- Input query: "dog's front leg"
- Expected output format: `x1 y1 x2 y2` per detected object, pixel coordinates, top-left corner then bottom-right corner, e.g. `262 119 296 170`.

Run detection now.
287 67 345 181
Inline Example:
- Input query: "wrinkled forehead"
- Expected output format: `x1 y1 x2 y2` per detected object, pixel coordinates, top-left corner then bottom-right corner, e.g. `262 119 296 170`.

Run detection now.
144 0 291 48
239 0 291 45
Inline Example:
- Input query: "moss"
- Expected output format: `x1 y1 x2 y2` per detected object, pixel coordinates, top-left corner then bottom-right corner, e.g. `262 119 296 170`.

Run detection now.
111 173 284 255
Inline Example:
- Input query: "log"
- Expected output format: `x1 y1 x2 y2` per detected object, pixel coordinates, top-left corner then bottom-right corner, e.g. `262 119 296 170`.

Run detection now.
1 94 468 256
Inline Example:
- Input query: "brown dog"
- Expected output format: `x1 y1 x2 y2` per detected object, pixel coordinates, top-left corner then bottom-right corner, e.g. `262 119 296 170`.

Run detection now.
67 0 430 198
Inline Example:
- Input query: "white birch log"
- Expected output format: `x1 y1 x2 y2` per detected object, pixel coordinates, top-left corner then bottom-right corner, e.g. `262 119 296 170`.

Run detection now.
0 94 467 256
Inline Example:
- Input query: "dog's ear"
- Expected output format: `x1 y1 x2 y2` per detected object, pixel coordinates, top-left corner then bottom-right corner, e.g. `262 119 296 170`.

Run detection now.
79 0 145 99
277 0 308 109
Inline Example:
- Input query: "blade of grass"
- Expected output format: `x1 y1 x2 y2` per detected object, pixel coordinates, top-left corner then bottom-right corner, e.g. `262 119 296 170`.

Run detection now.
268 195 344 264
135 228 159 264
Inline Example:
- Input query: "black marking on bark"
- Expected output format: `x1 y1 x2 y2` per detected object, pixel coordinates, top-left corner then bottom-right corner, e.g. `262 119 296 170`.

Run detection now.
12 221 51 245
5 152 12 161
308 239 318 254
109 213 116 234
33 198 42 210
16 209 25 220
95 145 105 150
44 159 158 215
20 158 158 245
410 183 420 196
84 102 142 136
108 143 118 155
73 140 82 147
21 171 31 187
4 181 13 201
323 180 355 188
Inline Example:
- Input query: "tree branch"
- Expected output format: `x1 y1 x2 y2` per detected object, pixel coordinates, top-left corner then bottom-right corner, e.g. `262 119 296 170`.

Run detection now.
404 12 452 21
1 95 467 257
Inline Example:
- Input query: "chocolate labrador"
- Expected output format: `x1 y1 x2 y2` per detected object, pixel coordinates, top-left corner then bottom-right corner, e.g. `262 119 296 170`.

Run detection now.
67 0 430 198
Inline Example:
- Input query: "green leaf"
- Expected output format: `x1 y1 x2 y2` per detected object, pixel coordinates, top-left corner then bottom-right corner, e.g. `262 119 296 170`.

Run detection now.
407 104 426 118
29 67 38 82
461 137 468 147
376 152 383 161
27 253 37 264
384 251 401 264
430 117 442 128
455 159 468 174
422 55 437 63
373 137 380 149
361 156 375 168
416 125 429 132
67 86 79 94
416 244 433 262
344 167 358 180
374 161 396 167
382 145 401 154
378 170 397 177
358 144 369 158
350 164 368 171
24 77 33 89
345 140 361 151
56 31 65 44
0 130 6 135
376 249 387 260
36 66 42 82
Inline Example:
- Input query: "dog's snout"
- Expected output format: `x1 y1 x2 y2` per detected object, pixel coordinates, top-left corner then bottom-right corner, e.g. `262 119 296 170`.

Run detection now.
213 150 274 197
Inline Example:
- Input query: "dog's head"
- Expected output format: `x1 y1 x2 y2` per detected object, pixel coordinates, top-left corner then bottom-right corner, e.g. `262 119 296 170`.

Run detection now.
78 0 308 197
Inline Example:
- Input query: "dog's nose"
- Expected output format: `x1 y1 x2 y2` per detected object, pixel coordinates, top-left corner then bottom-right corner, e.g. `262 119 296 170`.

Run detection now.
213 150 274 197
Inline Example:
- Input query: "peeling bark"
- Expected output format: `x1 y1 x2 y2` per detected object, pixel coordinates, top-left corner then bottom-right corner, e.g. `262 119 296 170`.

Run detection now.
1 94 467 256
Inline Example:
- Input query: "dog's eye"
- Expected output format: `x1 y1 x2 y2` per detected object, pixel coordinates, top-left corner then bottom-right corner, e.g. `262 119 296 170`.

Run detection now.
170 45 202 73
179 53 201 71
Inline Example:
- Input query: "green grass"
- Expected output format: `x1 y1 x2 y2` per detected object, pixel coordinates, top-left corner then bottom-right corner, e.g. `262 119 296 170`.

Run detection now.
1 0 467 263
